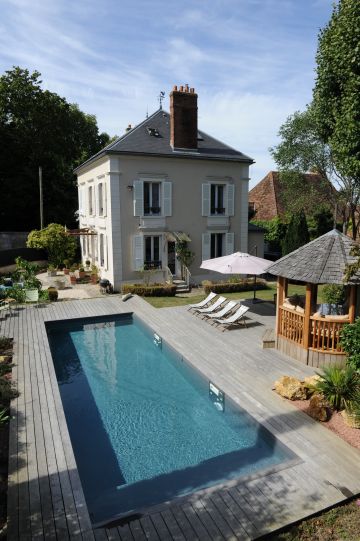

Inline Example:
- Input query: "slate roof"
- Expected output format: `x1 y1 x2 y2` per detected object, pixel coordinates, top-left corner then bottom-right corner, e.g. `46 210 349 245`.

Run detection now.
75 109 254 173
266 229 360 285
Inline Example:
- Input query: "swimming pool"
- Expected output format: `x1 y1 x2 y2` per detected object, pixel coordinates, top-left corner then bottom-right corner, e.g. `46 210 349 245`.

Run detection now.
47 314 294 524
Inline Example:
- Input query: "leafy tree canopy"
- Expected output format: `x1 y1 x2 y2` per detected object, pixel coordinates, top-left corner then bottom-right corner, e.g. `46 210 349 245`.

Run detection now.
313 0 360 181
27 223 77 267
0 67 111 231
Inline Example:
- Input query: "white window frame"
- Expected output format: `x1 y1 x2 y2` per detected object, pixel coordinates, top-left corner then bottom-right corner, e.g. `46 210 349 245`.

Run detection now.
98 183 104 216
133 180 172 217
144 181 161 216
210 184 226 216
88 185 94 216
144 235 162 269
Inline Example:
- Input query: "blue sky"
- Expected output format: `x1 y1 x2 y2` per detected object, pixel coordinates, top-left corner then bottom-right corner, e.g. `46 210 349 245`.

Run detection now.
0 0 334 186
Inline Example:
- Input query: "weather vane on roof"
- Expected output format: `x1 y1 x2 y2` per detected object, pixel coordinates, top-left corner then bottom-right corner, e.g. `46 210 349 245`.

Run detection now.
158 91 165 110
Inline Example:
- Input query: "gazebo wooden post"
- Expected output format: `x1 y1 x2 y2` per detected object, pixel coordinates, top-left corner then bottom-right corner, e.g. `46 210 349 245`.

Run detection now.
349 285 356 323
276 276 286 336
303 283 312 349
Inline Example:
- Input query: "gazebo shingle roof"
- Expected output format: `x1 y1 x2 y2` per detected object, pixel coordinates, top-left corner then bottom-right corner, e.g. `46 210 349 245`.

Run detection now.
266 229 360 285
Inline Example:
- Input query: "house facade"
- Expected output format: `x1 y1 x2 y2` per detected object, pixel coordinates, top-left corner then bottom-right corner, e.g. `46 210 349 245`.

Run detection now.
74 85 254 290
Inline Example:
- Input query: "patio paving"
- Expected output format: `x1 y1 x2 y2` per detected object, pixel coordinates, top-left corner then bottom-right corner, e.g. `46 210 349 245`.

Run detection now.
1 295 359 540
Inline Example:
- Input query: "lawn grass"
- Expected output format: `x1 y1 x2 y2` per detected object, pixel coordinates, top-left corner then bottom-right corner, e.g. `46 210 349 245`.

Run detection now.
265 497 360 541
144 282 326 308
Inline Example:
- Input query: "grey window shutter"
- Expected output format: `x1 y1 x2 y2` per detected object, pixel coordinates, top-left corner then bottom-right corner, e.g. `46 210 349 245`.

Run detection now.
202 183 210 216
226 184 235 216
133 180 144 216
225 232 234 255
163 182 172 216
202 233 211 261
133 235 144 270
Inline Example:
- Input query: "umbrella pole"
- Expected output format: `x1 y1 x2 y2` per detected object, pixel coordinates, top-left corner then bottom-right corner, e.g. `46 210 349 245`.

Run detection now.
253 275 256 303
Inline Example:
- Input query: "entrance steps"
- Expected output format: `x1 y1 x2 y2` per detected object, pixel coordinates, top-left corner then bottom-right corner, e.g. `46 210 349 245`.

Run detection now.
172 279 190 294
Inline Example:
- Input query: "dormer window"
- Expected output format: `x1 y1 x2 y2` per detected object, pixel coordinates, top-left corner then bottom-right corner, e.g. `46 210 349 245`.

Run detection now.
144 182 161 215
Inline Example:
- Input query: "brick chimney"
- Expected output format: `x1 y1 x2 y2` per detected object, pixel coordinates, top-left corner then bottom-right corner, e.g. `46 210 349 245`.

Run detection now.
170 84 198 150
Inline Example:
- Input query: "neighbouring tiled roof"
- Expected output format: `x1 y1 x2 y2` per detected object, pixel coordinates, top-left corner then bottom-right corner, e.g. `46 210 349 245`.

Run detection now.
75 109 254 173
266 229 360 285
248 171 333 221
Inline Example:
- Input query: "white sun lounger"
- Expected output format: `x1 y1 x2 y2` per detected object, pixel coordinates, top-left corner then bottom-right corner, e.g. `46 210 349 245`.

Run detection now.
212 305 250 331
194 296 227 316
203 300 238 321
187 291 217 311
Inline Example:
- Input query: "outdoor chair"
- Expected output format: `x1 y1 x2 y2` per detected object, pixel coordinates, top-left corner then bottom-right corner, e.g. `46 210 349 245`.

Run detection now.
187 291 217 311
203 300 238 321
193 296 227 316
212 305 250 331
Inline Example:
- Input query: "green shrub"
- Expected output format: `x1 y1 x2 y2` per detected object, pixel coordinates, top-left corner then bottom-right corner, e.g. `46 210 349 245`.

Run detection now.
322 284 346 307
0 408 9 425
0 337 12 352
0 379 18 403
202 279 268 295
122 284 178 297
47 287 58 302
0 284 26 303
313 365 360 411
340 317 360 369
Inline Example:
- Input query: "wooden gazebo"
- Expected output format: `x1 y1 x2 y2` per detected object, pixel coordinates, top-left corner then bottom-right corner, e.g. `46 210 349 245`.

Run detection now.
266 229 360 367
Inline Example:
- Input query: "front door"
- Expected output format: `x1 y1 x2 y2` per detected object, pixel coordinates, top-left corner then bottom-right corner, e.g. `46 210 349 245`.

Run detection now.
167 241 176 274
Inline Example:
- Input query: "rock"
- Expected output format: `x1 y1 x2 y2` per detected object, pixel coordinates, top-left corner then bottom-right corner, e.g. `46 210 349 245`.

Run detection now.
273 376 308 400
303 375 322 395
308 393 329 422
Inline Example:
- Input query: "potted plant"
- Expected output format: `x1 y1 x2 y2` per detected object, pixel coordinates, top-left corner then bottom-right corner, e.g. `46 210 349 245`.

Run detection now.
69 266 77 285
78 266 86 279
90 264 98 284
85 259 91 270
63 259 71 275
47 264 57 277
47 287 59 302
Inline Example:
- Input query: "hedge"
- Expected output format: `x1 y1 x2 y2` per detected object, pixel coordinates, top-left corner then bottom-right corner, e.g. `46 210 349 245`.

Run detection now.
203 279 269 295
122 283 178 297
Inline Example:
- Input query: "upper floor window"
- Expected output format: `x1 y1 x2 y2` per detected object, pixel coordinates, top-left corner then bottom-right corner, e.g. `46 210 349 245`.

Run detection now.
210 184 225 215
144 182 161 215
202 182 234 217
88 186 94 215
98 183 104 216
133 180 172 217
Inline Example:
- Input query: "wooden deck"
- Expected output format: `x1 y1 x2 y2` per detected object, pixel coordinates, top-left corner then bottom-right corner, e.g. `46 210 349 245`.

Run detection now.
1 296 360 540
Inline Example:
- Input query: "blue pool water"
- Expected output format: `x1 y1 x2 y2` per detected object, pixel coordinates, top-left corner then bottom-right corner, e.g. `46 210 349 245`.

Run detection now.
47 314 293 524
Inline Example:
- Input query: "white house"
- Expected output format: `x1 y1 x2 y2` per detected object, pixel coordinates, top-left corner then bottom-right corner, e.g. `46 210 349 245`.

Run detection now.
74 85 256 290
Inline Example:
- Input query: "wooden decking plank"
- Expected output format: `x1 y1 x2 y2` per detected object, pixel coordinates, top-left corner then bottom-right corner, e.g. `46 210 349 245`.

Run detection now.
191 500 226 540
216 489 257 540
115 522 134 541
199 496 238 541
148 513 172 541
139 515 162 540
226 487 261 535
106 525 122 540
93 528 110 541
128 519 147 540
179 504 209 541
159 509 186 541
166 506 199 541
210 492 251 541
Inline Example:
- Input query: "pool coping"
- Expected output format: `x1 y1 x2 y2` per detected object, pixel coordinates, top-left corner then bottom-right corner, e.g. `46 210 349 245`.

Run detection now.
3 295 360 540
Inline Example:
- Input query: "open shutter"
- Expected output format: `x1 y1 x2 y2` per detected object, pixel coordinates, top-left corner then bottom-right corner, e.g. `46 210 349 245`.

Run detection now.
103 182 107 216
225 232 234 255
163 181 172 216
226 184 235 216
133 235 144 270
133 180 143 216
202 233 211 261
202 183 210 216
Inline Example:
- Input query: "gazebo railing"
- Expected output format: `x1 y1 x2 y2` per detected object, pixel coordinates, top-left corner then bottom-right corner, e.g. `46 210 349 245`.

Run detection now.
278 306 305 346
310 316 349 353
279 306 349 353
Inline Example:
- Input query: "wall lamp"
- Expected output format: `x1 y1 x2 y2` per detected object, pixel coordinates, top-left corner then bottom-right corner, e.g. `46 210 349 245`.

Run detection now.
127 185 133 192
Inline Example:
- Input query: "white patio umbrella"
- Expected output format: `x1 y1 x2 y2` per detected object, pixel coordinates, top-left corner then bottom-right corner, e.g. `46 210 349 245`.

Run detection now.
200 252 270 302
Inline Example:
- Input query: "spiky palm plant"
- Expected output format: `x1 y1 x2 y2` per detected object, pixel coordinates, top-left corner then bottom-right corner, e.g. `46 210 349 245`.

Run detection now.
314 365 360 411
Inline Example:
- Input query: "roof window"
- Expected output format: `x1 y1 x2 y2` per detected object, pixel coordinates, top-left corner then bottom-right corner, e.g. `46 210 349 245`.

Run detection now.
147 126 161 137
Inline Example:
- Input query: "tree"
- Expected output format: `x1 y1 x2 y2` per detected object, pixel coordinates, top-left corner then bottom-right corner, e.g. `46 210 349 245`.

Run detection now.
270 107 360 238
251 217 287 255
282 210 310 256
313 0 360 181
27 223 77 267
0 67 111 231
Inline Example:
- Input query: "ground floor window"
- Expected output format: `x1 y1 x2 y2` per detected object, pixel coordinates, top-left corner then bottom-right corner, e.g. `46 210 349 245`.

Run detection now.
210 233 224 258
144 236 161 269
